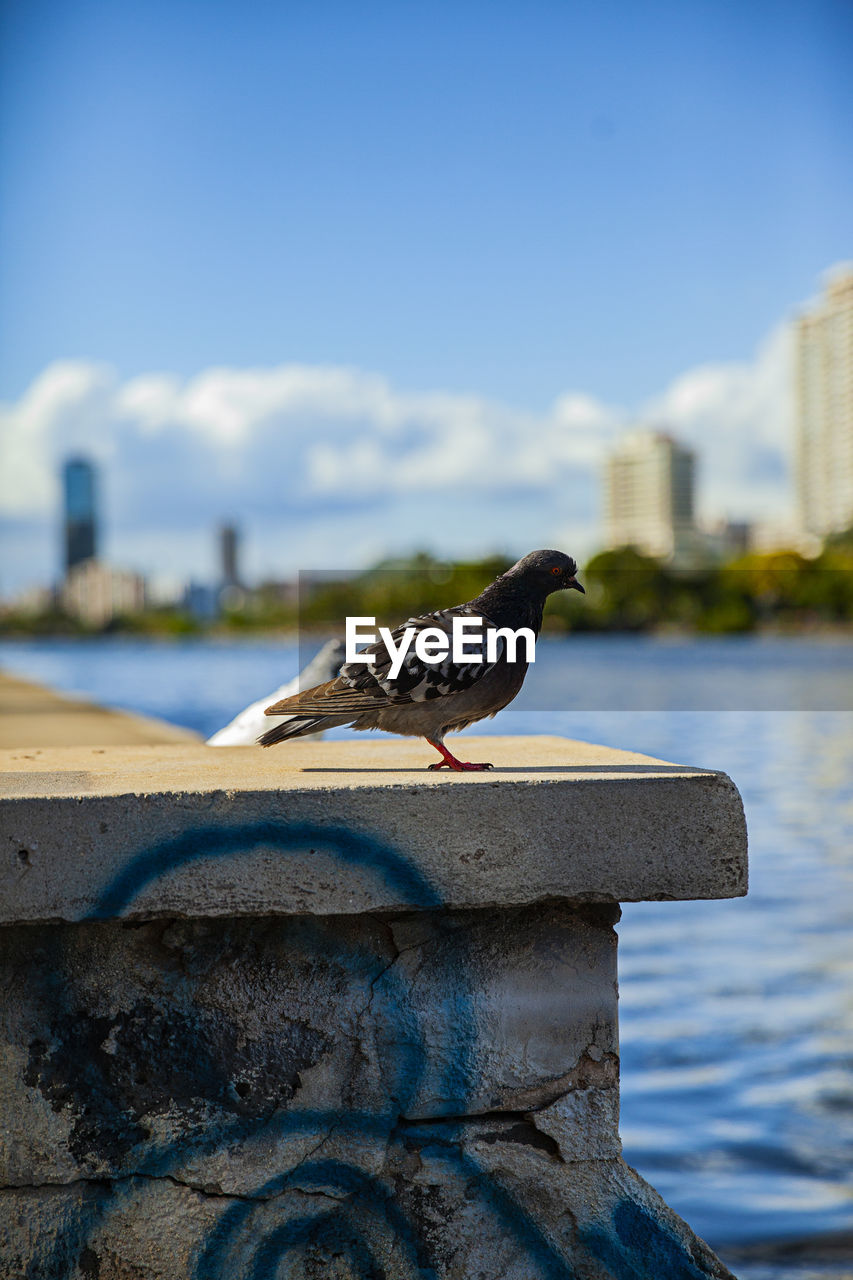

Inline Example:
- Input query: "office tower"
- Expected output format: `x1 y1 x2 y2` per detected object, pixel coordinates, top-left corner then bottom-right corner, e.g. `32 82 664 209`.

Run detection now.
604 430 696 561
63 457 98 573
220 524 240 587
795 268 853 539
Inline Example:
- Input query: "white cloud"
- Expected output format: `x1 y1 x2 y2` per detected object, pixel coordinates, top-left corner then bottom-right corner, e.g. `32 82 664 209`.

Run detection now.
0 325 795 594
0 361 116 518
114 374 183 434
642 323 793 522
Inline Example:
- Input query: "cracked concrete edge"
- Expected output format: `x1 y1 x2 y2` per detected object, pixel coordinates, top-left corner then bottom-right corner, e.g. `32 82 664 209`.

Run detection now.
0 1090 620 1197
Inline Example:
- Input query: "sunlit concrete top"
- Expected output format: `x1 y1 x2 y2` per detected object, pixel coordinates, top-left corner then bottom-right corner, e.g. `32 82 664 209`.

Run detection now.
0 736 747 924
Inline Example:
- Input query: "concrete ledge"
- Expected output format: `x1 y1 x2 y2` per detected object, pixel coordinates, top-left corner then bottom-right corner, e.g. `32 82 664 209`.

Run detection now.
0 736 747 924
0 670 202 749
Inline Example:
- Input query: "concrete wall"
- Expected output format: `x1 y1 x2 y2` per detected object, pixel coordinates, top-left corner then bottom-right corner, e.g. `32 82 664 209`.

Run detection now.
0 735 747 1279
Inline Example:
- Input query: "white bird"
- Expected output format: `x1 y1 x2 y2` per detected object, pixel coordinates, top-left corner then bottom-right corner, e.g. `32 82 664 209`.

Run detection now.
206 639 346 746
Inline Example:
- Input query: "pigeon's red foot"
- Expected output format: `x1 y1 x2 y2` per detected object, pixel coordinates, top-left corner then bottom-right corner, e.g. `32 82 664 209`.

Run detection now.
428 759 493 771
426 739 493 771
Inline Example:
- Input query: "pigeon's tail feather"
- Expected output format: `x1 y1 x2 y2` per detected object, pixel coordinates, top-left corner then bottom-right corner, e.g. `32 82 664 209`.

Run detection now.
257 714 352 747
258 716 326 746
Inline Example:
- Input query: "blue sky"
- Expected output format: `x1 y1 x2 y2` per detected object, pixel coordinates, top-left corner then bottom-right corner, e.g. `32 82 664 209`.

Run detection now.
1 0 851 592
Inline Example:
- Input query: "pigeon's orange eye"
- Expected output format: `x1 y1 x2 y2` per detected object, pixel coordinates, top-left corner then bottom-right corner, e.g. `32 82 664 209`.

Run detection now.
551 566 562 575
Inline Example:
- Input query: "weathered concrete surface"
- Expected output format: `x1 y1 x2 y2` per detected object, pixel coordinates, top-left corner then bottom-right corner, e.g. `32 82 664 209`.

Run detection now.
0 907 734 1279
0 736 748 922
0 907 618 1188
0 670 201 749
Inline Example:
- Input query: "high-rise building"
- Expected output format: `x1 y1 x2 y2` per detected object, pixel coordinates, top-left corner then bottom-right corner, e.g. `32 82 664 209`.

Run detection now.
63 457 98 573
604 430 696 561
794 268 853 540
220 523 240 587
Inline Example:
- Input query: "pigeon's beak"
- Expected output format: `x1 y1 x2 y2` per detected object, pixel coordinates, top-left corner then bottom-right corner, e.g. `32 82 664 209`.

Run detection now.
567 576 585 594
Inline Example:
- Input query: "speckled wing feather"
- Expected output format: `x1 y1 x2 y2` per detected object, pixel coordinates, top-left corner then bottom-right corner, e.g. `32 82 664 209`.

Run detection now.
265 605 503 717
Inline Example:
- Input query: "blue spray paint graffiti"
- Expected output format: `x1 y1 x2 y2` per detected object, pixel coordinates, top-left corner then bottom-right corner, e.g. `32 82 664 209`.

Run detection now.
197 1162 434 1280
84 819 444 920
578 1200 717 1280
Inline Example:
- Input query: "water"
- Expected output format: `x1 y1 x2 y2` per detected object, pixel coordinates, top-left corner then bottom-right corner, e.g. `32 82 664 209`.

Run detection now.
2 635 852 1275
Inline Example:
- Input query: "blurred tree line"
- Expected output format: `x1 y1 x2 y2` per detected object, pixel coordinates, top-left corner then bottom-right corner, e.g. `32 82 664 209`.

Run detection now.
2 538 852 637
292 541 853 636
552 541 853 633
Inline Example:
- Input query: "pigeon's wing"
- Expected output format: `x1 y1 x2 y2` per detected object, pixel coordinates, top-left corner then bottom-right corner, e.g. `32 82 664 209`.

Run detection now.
265 606 503 716
350 605 503 702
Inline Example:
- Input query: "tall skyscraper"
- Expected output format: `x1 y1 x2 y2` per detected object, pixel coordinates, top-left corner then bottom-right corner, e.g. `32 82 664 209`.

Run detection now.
63 457 98 574
220 523 240 587
604 430 696 561
795 268 853 540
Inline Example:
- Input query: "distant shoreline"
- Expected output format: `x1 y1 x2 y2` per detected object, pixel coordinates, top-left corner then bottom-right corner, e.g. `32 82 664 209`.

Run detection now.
2 621 852 643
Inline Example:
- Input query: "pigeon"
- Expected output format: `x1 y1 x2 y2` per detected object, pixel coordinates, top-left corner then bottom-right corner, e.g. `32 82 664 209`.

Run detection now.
258 549 584 770
207 639 346 745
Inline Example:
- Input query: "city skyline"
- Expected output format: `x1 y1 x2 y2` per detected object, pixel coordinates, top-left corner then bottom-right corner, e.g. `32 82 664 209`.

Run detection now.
2 3 851 595
1 295 796 599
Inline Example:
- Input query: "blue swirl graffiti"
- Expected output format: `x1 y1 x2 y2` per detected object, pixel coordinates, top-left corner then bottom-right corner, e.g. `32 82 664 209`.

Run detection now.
197 1161 433 1280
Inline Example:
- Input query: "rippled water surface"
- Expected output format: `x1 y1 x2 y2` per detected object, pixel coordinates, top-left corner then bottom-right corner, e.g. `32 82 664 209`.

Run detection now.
2 635 852 1274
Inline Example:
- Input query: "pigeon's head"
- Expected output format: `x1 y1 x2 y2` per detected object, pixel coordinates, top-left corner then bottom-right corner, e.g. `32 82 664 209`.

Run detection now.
503 549 585 597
